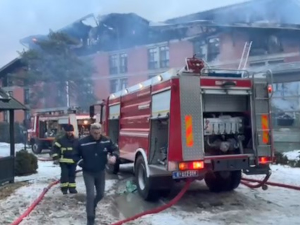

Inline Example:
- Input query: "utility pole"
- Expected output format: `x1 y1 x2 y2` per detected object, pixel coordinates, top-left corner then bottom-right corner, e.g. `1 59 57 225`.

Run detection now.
66 81 70 107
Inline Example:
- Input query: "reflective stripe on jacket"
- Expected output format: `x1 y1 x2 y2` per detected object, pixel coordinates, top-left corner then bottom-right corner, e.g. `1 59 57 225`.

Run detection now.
75 135 119 172
51 135 78 164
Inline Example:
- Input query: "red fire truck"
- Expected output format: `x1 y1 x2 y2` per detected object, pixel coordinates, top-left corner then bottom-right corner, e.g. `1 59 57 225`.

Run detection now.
28 107 93 154
90 56 274 201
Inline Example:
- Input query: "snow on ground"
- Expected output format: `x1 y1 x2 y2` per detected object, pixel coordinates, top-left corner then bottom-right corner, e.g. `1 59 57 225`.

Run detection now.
284 150 300 161
1 148 300 224
0 160 119 225
0 142 26 157
129 165 300 225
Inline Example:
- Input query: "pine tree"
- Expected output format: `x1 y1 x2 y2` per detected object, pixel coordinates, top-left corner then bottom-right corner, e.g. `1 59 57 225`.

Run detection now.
19 31 96 110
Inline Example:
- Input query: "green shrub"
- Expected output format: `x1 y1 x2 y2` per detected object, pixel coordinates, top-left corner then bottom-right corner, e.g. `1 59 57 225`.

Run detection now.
274 151 289 165
15 149 38 176
274 151 300 168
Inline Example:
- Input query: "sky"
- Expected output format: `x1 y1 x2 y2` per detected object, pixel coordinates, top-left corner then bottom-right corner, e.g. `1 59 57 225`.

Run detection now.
0 0 247 68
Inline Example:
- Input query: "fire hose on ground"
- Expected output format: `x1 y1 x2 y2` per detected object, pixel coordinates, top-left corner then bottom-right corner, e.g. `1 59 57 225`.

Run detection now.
10 160 300 225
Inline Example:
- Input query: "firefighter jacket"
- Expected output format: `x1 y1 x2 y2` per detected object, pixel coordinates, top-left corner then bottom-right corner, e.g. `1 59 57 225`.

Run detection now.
52 135 78 164
52 130 66 147
75 135 119 172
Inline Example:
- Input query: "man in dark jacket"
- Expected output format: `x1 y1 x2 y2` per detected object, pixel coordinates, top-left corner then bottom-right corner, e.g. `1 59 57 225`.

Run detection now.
52 124 78 195
75 123 119 225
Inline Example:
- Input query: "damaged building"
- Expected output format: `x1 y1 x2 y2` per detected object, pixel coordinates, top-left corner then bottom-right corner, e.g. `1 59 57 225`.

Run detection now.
18 0 300 98
2 0 300 127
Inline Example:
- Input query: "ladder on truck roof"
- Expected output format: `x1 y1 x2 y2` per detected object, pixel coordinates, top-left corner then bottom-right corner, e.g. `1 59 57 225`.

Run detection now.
251 69 274 168
237 41 252 78
238 41 252 72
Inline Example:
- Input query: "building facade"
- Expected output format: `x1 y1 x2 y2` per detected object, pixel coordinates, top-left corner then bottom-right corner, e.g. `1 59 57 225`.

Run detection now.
92 27 300 99
3 0 300 129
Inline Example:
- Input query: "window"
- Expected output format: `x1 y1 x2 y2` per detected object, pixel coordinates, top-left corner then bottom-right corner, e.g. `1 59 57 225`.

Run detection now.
119 54 128 73
148 46 170 70
109 53 128 75
109 54 118 74
249 34 283 56
120 78 128 90
193 38 220 62
24 88 30 105
207 38 220 62
148 48 159 69
6 77 13 86
159 46 169 68
25 110 31 121
193 40 207 59
110 78 128 93
110 79 119 93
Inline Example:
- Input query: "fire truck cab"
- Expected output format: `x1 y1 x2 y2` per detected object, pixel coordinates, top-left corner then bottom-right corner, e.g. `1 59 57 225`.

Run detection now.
28 107 93 154
90 56 274 201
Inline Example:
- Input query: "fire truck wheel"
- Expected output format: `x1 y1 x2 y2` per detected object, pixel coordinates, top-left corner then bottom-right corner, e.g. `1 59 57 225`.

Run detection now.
159 189 172 198
204 170 241 193
105 158 120 175
32 142 42 154
135 156 159 201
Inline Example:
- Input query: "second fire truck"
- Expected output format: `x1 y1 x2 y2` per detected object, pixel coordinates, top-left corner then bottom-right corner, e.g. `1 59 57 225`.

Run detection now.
28 107 94 154
90 56 274 201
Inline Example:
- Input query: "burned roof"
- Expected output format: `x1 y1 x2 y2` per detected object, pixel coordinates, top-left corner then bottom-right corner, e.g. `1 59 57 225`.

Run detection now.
165 0 256 24
165 0 300 24
18 0 300 55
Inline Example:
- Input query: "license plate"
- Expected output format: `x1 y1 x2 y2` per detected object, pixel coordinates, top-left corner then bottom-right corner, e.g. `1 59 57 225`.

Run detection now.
172 170 199 179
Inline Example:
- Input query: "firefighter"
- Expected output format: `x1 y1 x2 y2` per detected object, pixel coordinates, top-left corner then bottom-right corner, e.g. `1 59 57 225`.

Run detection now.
75 123 119 225
55 124 66 140
52 125 66 165
51 124 78 195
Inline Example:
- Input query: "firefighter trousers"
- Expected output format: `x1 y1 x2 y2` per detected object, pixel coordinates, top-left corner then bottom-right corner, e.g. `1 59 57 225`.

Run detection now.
60 163 77 191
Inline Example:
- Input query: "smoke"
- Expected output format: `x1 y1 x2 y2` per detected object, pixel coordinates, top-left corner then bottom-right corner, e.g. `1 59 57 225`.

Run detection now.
0 0 246 67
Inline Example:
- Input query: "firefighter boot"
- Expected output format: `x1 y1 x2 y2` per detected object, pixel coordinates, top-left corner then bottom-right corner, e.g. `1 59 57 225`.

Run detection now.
61 187 68 195
87 216 95 225
69 187 78 194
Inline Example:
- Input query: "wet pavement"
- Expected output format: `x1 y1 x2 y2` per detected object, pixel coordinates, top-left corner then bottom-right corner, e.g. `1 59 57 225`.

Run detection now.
104 164 164 221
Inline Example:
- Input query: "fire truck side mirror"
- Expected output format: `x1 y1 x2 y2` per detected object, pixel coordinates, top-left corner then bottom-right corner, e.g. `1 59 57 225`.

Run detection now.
89 105 95 118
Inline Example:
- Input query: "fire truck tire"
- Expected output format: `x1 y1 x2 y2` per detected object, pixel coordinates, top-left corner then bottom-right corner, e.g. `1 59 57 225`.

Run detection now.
135 155 159 201
32 142 43 154
204 170 241 193
159 189 172 198
105 158 120 175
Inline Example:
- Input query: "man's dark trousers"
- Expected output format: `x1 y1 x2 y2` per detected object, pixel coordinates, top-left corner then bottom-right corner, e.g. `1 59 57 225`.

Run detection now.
83 170 106 222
